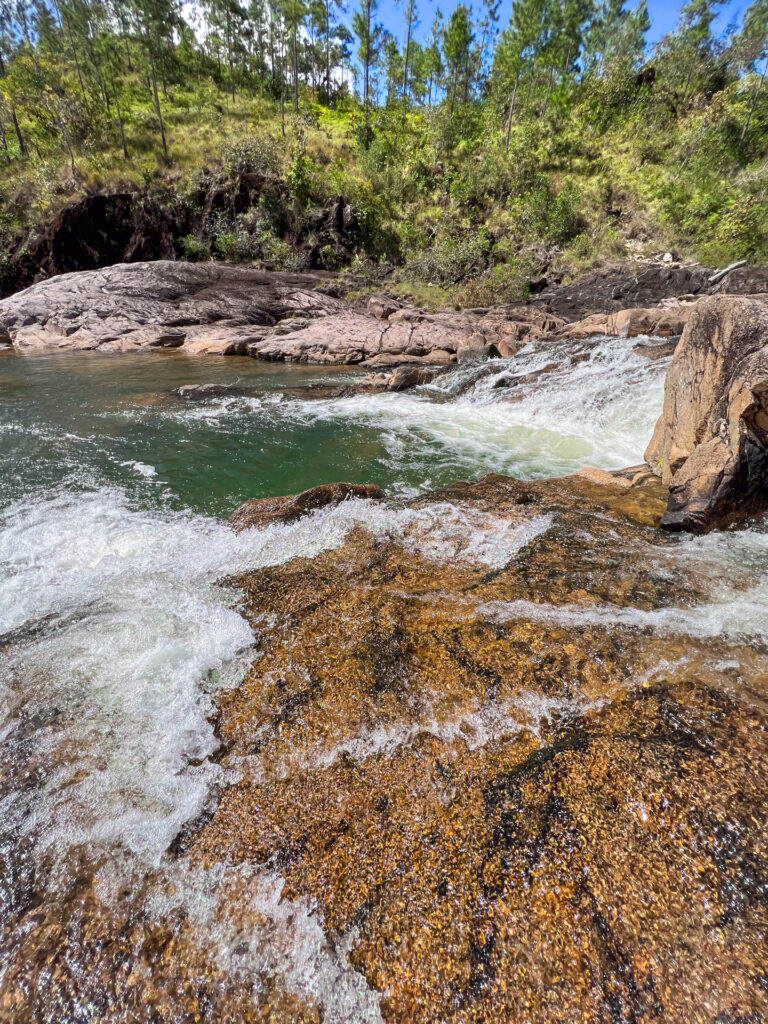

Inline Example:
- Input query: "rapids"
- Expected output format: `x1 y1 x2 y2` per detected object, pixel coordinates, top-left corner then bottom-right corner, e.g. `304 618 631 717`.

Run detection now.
1 335 767 1022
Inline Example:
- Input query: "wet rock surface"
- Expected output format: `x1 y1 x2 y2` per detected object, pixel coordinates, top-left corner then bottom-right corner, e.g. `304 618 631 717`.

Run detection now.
230 482 384 531
194 472 768 1024
2 471 768 1022
646 294 768 531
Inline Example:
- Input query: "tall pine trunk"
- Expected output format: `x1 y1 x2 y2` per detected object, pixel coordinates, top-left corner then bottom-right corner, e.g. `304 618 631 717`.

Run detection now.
114 89 129 159
292 25 299 112
147 43 168 159
402 5 413 103
11 109 26 158
505 71 519 151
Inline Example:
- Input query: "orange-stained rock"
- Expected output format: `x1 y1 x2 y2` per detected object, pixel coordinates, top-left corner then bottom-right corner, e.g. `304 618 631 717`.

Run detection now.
554 305 690 341
646 294 768 531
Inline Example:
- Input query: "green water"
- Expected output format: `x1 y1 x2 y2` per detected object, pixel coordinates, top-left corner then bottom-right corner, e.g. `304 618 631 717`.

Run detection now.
0 351 393 516
0 338 670 519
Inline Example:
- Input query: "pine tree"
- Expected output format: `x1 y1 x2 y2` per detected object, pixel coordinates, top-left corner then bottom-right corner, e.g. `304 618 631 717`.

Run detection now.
352 0 383 135
443 3 473 111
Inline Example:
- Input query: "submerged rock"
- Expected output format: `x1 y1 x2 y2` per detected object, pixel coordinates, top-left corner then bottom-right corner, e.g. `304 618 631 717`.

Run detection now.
230 481 384 531
172 383 245 401
646 294 768 531
187 471 767 1024
4 469 768 1022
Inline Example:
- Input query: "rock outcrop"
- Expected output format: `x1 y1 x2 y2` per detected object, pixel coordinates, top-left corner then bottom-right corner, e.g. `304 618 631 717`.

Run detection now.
0 262 566 363
6 193 181 293
254 305 566 366
230 482 384 531
0 261 345 355
3 182 362 294
533 260 768 320
554 303 691 340
646 294 768 531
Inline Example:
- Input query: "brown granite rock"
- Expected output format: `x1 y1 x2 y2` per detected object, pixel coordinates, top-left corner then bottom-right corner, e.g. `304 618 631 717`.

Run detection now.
4 471 768 1023
0 263 566 364
645 294 768 531
253 305 566 366
230 482 384 531
189 472 768 1024
555 305 690 340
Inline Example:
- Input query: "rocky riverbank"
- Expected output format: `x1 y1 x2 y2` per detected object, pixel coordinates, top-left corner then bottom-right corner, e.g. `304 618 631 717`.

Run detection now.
2 263 768 1023
2 258 768 364
6 466 767 1023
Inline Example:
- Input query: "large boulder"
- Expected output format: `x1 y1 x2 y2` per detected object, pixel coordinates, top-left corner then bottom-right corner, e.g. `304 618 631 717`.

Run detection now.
230 482 384 532
645 295 768 531
0 261 344 355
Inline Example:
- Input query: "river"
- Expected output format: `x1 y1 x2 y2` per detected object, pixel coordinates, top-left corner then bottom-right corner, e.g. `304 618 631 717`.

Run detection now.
1 336 767 1022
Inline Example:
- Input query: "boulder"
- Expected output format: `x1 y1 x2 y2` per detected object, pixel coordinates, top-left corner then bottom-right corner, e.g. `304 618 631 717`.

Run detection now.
645 295 768 531
230 482 384 532
0 261 344 355
172 383 245 401
366 295 401 320
555 305 690 341
387 365 440 391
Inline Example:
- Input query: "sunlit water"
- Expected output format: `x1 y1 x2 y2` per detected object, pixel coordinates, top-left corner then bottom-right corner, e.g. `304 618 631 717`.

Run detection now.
1 337 767 1018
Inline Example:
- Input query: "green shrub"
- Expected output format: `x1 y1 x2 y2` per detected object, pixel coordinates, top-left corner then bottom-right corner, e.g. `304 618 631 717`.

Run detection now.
404 231 491 284
455 262 532 307
180 234 210 262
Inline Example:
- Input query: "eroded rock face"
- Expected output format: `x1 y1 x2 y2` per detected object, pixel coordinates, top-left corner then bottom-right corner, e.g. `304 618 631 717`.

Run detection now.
7 193 181 292
230 482 384 531
0 261 345 355
646 295 768 531
3 184 363 294
533 260 768 320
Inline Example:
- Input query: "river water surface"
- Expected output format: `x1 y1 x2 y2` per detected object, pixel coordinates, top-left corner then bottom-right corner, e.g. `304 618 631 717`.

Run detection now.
1 338 767 1022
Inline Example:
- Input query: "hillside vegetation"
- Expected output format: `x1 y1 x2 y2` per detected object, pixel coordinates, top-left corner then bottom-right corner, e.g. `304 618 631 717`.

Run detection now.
0 0 767 303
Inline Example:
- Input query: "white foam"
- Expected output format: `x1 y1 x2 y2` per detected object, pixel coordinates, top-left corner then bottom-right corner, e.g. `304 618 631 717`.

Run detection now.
310 689 601 770
268 335 669 480
0 489 550 869
476 523 768 644
120 459 157 477
133 861 385 1023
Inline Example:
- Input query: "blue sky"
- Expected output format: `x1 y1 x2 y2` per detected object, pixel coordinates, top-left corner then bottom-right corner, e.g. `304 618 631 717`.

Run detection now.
375 0 749 50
